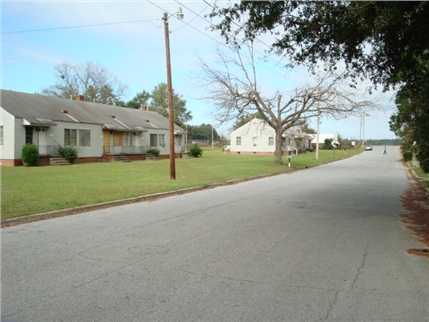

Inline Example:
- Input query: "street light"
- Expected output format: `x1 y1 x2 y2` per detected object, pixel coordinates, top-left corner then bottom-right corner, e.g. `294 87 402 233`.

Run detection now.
163 8 183 180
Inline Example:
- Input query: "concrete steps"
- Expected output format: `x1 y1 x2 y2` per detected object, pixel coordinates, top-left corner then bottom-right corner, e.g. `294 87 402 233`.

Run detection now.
114 155 131 162
49 157 71 166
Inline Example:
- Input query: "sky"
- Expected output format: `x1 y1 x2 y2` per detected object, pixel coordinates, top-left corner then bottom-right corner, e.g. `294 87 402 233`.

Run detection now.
1 0 398 140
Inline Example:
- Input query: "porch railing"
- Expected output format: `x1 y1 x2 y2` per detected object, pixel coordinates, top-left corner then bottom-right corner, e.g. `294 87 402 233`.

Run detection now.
35 144 180 156
38 145 60 156
103 146 150 155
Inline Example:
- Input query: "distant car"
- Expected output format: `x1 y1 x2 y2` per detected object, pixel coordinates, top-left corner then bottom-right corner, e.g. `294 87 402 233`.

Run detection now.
365 146 373 151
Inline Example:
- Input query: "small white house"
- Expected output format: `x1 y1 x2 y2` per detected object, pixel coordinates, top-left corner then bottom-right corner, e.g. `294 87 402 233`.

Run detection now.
310 134 336 145
228 117 312 155
0 90 186 166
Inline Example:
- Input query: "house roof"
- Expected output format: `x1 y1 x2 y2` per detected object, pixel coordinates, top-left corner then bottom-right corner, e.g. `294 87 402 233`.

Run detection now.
232 117 312 138
0 90 185 134
309 133 336 144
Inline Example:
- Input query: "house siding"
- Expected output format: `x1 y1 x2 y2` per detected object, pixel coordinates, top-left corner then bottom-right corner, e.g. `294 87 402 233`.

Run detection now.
229 118 311 154
230 119 277 153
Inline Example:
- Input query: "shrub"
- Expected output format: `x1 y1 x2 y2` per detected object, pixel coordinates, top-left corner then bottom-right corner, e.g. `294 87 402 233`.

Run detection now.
403 150 412 162
21 143 39 166
147 148 160 157
189 144 203 158
323 138 333 150
58 146 79 164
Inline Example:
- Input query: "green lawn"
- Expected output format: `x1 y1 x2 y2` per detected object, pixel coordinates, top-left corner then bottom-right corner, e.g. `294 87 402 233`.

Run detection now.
414 167 429 178
1 148 362 219
413 167 429 190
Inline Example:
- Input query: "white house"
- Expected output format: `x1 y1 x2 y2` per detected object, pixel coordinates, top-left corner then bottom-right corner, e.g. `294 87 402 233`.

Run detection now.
310 133 336 145
0 90 186 166
228 117 312 155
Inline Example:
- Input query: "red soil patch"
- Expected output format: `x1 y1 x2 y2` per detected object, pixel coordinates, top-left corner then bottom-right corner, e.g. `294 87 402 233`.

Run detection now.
399 170 429 259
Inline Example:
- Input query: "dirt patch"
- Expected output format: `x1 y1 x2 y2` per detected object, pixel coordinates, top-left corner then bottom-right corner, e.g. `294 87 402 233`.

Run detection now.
399 168 429 259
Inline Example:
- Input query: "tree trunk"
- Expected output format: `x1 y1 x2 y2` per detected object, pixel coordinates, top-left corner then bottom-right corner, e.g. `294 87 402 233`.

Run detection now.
274 128 284 165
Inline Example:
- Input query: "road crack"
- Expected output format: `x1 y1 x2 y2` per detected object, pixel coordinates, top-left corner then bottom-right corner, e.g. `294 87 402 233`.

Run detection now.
350 246 368 290
322 246 368 320
323 290 340 320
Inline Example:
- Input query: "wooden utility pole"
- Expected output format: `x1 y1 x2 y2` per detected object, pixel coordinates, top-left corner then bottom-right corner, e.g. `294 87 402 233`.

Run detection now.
164 12 176 180
315 106 320 160
315 77 321 161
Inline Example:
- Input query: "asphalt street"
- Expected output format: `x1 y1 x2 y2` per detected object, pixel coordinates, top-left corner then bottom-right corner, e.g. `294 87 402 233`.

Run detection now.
2 146 428 321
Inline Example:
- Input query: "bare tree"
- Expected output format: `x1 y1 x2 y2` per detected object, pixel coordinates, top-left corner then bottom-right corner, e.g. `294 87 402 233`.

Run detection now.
42 61 128 105
198 42 377 164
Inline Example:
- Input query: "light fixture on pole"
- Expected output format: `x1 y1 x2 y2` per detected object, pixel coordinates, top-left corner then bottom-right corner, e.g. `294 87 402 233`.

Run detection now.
163 8 183 180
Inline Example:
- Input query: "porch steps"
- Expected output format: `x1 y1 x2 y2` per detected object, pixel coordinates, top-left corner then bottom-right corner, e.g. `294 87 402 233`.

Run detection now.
49 157 71 166
114 155 131 162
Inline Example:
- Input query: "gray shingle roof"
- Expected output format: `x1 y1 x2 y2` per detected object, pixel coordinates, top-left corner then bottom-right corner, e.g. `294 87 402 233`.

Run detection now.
0 90 185 134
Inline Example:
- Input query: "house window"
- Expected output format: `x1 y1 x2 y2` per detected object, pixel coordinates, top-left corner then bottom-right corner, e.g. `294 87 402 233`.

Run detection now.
79 130 91 147
158 134 165 147
64 129 77 146
26 127 33 144
0 126 3 145
123 133 133 146
150 134 165 147
253 137 257 146
268 137 274 146
150 134 158 147
236 137 241 145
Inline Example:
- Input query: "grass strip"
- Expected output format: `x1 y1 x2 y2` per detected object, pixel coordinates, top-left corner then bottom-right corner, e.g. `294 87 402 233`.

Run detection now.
414 167 429 178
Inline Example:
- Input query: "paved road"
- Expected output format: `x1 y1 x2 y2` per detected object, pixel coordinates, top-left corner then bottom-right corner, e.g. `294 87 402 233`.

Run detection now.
2 146 428 321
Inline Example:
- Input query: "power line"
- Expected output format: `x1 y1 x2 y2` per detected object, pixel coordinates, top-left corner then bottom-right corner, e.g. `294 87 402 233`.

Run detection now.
199 0 309 79
171 1 211 33
173 0 306 82
1 19 160 35
3 1 307 83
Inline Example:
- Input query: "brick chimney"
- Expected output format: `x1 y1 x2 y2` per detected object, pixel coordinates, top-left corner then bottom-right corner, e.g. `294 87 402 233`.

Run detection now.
76 94 84 101
141 104 147 111
249 114 254 121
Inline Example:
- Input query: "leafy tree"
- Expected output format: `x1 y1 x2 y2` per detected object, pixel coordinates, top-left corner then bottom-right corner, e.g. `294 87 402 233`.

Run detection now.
210 2 428 91
42 61 128 105
364 139 401 146
187 124 220 141
390 83 429 172
125 90 151 109
299 121 316 135
323 138 333 150
149 83 192 127
232 112 264 131
232 115 250 131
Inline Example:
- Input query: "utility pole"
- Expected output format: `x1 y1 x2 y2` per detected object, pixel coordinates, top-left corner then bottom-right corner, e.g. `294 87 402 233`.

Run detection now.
360 113 366 147
163 12 175 180
315 107 320 160
315 77 321 161
163 9 184 180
